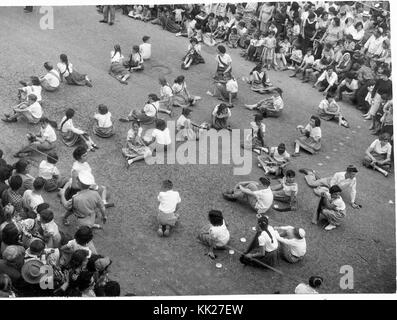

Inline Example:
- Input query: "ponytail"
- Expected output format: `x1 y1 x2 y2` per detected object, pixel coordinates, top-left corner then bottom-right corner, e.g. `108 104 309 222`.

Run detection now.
60 108 75 131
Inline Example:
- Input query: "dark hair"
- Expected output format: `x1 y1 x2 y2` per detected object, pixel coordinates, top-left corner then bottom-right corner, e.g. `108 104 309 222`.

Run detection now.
2 223 20 246
76 271 94 291
382 69 391 78
60 108 75 131
216 103 228 115
43 62 53 71
29 239 45 254
285 169 296 178
208 210 224 226
308 12 315 20
112 44 121 58
326 92 334 99
217 45 226 54
27 94 37 102
174 75 185 84
36 203 50 214
69 249 89 269
190 37 198 44
73 146 88 161
310 115 321 127
0 166 12 182
277 143 286 151
98 104 108 115
47 152 58 165
9 175 22 191
254 114 263 122
75 226 94 246
31 76 41 86
257 216 273 243
104 281 121 296
293 227 303 239
380 132 391 142
355 22 363 29
132 45 140 53
33 177 45 191
259 176 271 187
148 93 159 101
329 185 342 194
309 276 323 288
181 108 192 117
39 209 54 223
14 159 29 174
155 119 167 131
273 87 283 97
86 254 103 272
162 179 173 190
60 54 70 73
333 17 340 27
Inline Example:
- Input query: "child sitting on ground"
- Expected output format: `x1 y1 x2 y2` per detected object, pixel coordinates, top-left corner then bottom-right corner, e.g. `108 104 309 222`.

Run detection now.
93 104 114 138
227 28 239 48
257 143 290 176
271 169 298 212
139 36 151 60
290 48 314 79
157 180 181 237
39 208 62 249
245 88 284 117
38 152 68 192
22 177 45 217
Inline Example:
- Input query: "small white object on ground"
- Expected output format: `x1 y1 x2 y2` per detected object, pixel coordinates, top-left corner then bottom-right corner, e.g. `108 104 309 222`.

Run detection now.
357 126 361 129
333 148 338 152
318 163 323 166
216 263 222 268
240 237 247 243
339 142 344 146
274 204 279 208
252 226 256 231
229 250 235 255
389 200 394 204
326 156 330 159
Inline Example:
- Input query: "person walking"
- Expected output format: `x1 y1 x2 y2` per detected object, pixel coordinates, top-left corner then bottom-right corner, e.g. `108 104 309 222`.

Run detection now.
100 5 115 26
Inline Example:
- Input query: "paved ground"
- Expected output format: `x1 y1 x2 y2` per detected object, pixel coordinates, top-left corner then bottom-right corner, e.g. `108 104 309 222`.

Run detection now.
0 6 395 295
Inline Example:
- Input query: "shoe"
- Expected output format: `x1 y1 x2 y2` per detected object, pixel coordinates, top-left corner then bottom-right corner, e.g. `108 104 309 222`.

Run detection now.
89 148 96 152
157 228 164 237
62 217 70 226
119 118 130 122
299 168 313 175
292 152 300 157
109 22 114 25
92 224 103 229
93 145 99 150
163 227 170 237
222 192 237 201
324 224 337 231
104 202 115 208
1 117 17 123
364 116 372 120
289 74 296 78
302 79 309 83
99 20 108 23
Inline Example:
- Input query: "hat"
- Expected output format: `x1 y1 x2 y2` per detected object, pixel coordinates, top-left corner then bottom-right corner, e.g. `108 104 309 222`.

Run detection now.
346 165 358 173
21 259 44 284
78 171 95 186
95 257 112 272
142 35 150 42
362 11 370 17
2 245 21 263
298 228 306 238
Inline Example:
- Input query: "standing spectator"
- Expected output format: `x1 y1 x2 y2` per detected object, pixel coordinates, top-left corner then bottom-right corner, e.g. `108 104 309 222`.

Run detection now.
99 5 115 25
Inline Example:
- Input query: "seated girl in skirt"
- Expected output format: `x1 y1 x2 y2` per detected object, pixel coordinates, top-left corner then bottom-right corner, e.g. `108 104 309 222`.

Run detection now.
157 180 181 237
242 114 266 153
176 108 197 141
211 103 231 130
172 75 201 108
198 210 230 259
38 152 68 192
312 185 346 231
258 143 290 177
317 93 349 128
293 115 322 156
123 45 144 72
243 62 271 90
59 108 98 152
181 37 205 70
121 120 152 167
109 44 130 85
158 77 173 115
93 104 114 138
244 88 284 118
13 117 57 158
145 119 172 153
119 94 165 124
57 54 92 87
271 169 298 212
363 133 392 177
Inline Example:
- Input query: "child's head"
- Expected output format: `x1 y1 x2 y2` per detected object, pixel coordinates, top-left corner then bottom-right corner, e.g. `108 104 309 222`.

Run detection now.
148 93 159 102
142 35 150 43
155 118 167 131
46 152 58 165
131 120 140 131
310 115 321 128
277 143 286 155
27 94 38 104
231 27 237 34
43 62 53 71
181 108 192 118
14 159 30 174
272 87 283 98
73 146 88 162
326 92 335 101
39 209 54 224
174 75 185 84
98 104 108 115
208 210 223 226
268 31 275 37
162 179 173 191
254 114 263 124
36 203 50 215
65 108 75 119
70 249 90 269
259 176 271 188
329 185 342 199
285 169 296 184
9 175 22 191
132 45 140 53
306 48 313 55
0 165 12 183
75 226 94 246
217 45 226 54
33 177 46 192
29 239 45 256
0 274 13 292
30 76 41 86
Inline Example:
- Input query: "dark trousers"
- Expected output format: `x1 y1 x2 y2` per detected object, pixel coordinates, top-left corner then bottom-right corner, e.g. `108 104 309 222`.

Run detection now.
103 5 115 23
24 6 33 12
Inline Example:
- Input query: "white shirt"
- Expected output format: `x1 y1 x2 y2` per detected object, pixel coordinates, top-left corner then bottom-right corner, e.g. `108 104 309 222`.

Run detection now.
22 85 42 102
71 161 92 177
176 114 188 130
305 124 322 140
41 220 61 239
43 70 60 88
328 172 357 203
303 54 314 65
39 160 60 180
59 117 84 134
139 43 151 60
110 51 124 63
332 196 346 211
226 79 238 93
318 71 338 86
216 53 232 67
210 220 230 247
295 283 319 294
143 102 159 117
253 187 273 213
152 128 171 145
364 35 384 55
340 79 359 91
160 85 173 98
26 101 43 119
258 226 279 252
281 177 298 196
23 190 44 212
94 112 112 128
275 226 306 257
172 82 186 95
63 239 92 257
369 139 392 158
270 147 290 163
158 190 181 213
57 62 73 77
40 125 57 143
212 105 231 117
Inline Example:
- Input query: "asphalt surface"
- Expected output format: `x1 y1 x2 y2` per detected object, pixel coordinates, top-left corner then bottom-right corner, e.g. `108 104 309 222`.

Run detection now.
0 6 395 295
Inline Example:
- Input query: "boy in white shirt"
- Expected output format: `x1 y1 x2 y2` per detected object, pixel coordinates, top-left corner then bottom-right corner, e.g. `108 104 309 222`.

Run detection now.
2 94 42 124
18 76 42 102
157 180 181 237
290 48 314 78
23 177 45 216
139 36 151 60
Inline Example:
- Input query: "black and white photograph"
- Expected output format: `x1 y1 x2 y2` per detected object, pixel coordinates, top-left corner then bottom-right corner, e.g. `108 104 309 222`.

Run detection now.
0 0 395 300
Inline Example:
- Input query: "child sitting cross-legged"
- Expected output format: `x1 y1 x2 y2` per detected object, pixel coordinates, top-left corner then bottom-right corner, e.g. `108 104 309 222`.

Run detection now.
271 169 298 212
38 152 68 192
157 180 181 237
257 143 290 177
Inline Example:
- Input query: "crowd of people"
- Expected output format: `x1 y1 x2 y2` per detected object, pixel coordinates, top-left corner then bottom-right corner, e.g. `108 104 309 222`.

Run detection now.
0 2 393 296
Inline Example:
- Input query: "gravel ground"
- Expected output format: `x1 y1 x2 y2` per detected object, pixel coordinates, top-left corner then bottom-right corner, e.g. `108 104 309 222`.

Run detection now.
0 6 395 295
